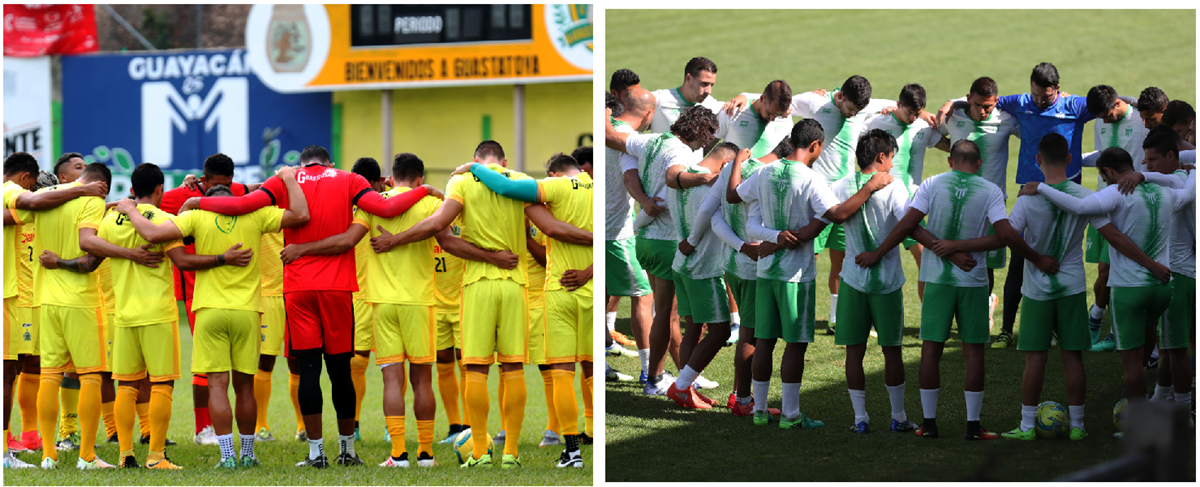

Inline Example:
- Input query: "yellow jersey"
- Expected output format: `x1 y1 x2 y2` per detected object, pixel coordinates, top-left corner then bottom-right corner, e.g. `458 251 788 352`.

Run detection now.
97 258 116 314
362 188 441 306
351 206 371 302
3 181 28 299
16 219 36 308
173 207 284 313
433 217 466 313
446 163 531 287
526 223 547 307
97 203 184 326
538 173 594 296
260 232 284 297
13 182 105 308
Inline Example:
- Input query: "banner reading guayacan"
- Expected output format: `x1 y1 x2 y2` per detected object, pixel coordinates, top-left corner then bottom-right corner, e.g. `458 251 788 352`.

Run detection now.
61 48 331 199
3 4 98 56
3 56 53 168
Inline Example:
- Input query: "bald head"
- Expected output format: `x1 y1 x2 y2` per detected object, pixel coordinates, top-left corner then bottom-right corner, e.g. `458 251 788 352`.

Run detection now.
623 88 655 118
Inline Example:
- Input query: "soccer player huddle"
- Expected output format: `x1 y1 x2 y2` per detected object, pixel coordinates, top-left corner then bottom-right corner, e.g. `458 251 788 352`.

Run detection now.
604 57 1196 441
2 141 595 470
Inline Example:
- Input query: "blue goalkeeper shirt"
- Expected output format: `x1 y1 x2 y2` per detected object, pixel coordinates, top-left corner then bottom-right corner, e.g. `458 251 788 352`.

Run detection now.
996 93 1096 184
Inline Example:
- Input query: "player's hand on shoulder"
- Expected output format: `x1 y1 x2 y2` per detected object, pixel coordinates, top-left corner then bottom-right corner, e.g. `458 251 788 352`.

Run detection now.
918 110 939 129
1017 182 1040 196
935 100 955 128
80 180 109 198
370 225 396 253
275 165 296 180
1116 172 1145 195
865 172 894 192
38 250 59 269
736 148 752 164
723 94 749 116
115 198 137 216
422 184 445 200
451 162 476 177
181 174 200 190
180 197 202 212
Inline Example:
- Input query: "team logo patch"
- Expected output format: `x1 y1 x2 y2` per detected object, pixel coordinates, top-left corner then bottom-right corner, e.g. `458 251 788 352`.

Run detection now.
1125 128 1133 136
215 215 238 234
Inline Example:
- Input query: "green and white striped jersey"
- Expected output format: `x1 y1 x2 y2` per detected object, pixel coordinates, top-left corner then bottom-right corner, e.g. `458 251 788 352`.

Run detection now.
716 93 792 159
650 87 726 135
714 158 768 280
1037 182 1174 288
1008 181 1111 300
910 170 1009 287
865 113 944 195
669 166 726 280
606 119 639 241
789 91 896 184
624 132 700 241
832 173 909 294
938 108 1020 197
738 159 840 283
1093 105 1150 193
1141 170 1196 278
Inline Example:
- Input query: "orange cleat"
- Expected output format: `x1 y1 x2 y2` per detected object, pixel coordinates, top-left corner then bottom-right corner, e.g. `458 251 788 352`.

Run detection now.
610 330 636 347
666 383 712 409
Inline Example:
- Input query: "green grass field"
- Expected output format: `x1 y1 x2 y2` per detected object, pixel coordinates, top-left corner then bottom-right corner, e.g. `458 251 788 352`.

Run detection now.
6 303 591 485
605 8 1195 482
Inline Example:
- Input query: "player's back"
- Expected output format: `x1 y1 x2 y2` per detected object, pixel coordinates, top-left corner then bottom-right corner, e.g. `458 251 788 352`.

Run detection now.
17 182 104 308
866 113 940 193
1165 170 1195 278
540 172 594 294
363 188 442 305
1011 181 1104 299
99 204 181 325
744 159 829 282
718 158 767 280
174 206 284 313
666 168 722 280
260 232 285 297
833 175 909 294
433 217 466 312
628 133 694 240
284 165 362 293
447 163 529 287
1103 184 1173 287
916 171 1005 286
939 108 1019 196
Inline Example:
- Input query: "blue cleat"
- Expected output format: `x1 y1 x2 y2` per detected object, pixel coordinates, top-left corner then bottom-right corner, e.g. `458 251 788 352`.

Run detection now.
849 421 870 434
890 419 917 433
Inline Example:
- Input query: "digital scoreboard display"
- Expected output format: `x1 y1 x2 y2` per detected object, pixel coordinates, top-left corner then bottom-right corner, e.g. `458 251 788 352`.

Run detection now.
350 5 533 47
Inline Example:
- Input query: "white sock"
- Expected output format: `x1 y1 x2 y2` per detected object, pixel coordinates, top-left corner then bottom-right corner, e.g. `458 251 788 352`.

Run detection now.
1150 345 1159 360
674 365 699 390
730 311 741 326
308 438 324 460
1020 404 1037 432
736 395 751 406
965 391 983 422
1174 392 1192 409
886 383 907 422
240 435 256 459
606 312 617 331
920 388 939 420
217 433 235 460
830 294 839 323
782 382 802 420
338 434 355 457
1069 405 1085 430
638 349 650 375
1089 304 1105 321
849 389 868 424
751 380 770 413
1152 385 1173 402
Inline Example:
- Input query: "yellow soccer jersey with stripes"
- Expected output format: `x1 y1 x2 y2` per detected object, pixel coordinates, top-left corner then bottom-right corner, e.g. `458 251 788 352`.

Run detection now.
446 163 531 287
173 207 284 313
363 188 441 305
526 223 548 306
13 182 106 308
538 173 594 296
3 181 27 299
352 206 372 303
433 217 466 313
260 232 284 297
97 204 184 326
16 220 36 308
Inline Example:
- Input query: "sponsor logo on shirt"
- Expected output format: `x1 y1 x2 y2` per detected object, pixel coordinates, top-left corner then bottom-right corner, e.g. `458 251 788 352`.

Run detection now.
297 167 338 184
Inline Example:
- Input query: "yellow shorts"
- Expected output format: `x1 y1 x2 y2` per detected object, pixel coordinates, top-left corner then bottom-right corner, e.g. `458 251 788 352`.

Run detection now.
460 279 528 365
39 305 107 374
105 312 115 368
112 322 181 382
260 295 286 356
354 298 374 352
374 304 436 365
192 308 261 376
527 306 545 365
6 302 39 359
544 290 594 364
435 310 461 351
17 306 39 357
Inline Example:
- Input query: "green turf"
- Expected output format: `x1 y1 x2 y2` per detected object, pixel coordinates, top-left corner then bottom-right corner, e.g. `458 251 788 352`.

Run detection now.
7 302 591 485
605 8 1195 482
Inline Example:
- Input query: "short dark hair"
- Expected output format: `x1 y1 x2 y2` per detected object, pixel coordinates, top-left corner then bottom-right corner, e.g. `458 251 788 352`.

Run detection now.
606 91 624 118
33 170 57 191
570 146 592 167
1036 133 1070 165
545 153 581 174
610 68 640 93
790 118 824 149
474 140 505 161
710 142 740 161
1096 147 1134 173
840 75 872 109
855 129 898 170
669 105 719 145
771 137 793 160
203 153 235 178
969 77 998 98
4 152 39 177
1142 131 1179 161
352 157 381 182
80 162 112 191
1162 100 1195 127
392 153 425 182
205 184 233 197
54 152 83 178
683 57 717 79
1030 62 1060 88
130 163 164 198
898 83 926 112
950 139 981 164
1086 85 1118 117
1148 124 1184 144
1138 87 1168 114
762 80 792 115
299 145 331 165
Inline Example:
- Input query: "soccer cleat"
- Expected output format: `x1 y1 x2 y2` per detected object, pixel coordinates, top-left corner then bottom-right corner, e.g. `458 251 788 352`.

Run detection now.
296 454 329 468
354 426 362 442
579 433 593 445
147 458 183 469
416 451 436 467
56 433 81 451
1069 428 1088 441
255 427 275 442
988 294 998 332
107 432 119 444
19 431 41 451
556 448 583 468
727 392 738 409
693 388 720 407
849 421 870 434
140 435 177 446
753 411 773 426
666 383 711 409
638 371 649 385
726 323 740 346
610 330 636 347
825 324 836 336
1000 427 1036 440
493 430 506 446
214 457 237 469
965 427 999 441
780 412 824 429
605 364 634 382
118 451 142 468
914 423 939 438
40 456 58 469
77 455 115 469
890 420 917 433
730 401 753 417
239 456 261 468
194 425 219 446
605 343 638 358
1090 333 1116 352
335 452 364 466
379 453 409 467
693 374 719 390
4 451 35 469
1112 431 1124 439
460 453 491 468
991 331 1012 349
538 429 562 447
295 429 308 442
8 433 29 453
500 453 521 469
642 381 666 396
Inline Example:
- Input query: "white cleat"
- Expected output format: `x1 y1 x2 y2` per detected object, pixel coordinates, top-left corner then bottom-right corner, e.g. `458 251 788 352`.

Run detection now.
693 374 719 390
538 429 562 447
4 451 35 469
605 344 638 358
378 456 410 468
194 425 219 446
40 456 58 469
76 455 115 469
605 364 634 382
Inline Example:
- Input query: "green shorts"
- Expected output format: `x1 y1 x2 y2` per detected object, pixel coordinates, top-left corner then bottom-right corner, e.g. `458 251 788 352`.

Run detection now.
754 278 816 343
1016 293 1089 351
635 237 676 281
984 224 1007 269
606 238 652 297
815 223 845 255
1110 283 1173 351
918 283 990 344
1161 274 1193 350
674 274 730 324
833 279 904 347
725 273 757 329
1084 225 1108 264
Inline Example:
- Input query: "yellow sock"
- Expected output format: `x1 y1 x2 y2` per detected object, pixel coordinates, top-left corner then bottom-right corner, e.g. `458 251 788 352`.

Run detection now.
457 361 467 422
59 379 80 438
416 419 434 458
436 362 462 426
254 370 272 432
18 373 40 434
500 369 526 457
541 369 560 434
136 402 150 439
289 373 303 432
385 416 406 459
350 354 368 423
38 374 63 460
552 369 579 436
497 373 507 433
582 375 593 437
101 400 116 439
464 371 489 459
115 385 138 453
78 374 102 463
148 384 173 456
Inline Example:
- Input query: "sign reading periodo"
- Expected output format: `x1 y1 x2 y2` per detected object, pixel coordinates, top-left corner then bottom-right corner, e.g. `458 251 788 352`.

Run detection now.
246 4 591 93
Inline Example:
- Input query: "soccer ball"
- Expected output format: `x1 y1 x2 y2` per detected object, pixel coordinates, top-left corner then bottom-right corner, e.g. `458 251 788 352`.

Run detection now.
1035 401 1069 439
453 429 494 465
1113 398 1128 431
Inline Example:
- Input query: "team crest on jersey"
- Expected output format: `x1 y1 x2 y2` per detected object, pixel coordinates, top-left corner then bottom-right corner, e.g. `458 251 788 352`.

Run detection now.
215 215 238 234
956 121 966 128
450 224 461 237
916 132 925 140
1101 128 1107 135
23 331 31 342
1146 193 1158 205
953 186 968 199
739 121 749 127
529 226 539 238
1125 128 1133 136
822 108 832 114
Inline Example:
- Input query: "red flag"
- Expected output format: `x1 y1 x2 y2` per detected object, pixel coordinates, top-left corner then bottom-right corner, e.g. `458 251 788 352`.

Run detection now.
3 4 99 56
